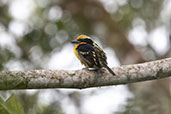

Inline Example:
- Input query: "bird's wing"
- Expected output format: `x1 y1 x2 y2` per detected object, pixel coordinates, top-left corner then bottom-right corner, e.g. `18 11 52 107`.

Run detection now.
93 43 108 65
77 44 100 68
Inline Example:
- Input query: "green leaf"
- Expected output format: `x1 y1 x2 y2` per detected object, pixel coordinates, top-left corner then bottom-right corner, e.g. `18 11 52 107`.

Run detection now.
0 96 10 114
0 93 24 114
0 97 5 103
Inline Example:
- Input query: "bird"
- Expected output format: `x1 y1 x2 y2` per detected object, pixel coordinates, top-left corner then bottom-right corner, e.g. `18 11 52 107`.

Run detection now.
71 35 115 75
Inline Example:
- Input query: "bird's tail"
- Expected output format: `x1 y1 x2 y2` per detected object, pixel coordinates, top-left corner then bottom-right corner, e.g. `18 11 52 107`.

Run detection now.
104 64 115 76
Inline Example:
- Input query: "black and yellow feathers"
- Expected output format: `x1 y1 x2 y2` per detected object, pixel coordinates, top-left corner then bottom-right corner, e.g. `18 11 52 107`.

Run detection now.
72 35 115 75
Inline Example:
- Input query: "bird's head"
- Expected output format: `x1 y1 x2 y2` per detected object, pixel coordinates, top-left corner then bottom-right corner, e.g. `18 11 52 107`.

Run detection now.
71 35 94 45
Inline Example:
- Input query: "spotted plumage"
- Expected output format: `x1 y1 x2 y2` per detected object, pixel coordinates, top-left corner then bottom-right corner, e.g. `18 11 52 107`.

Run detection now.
72 35 115 75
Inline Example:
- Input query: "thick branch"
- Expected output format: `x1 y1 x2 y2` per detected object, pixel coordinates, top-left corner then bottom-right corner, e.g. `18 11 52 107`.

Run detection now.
0 58 171 90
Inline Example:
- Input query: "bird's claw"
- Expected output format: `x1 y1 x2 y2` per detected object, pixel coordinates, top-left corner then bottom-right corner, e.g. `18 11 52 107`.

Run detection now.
82 68 89 70
82 67 99 71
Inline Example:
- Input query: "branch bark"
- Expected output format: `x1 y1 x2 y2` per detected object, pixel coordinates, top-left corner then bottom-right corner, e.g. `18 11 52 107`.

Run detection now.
0 58 171 90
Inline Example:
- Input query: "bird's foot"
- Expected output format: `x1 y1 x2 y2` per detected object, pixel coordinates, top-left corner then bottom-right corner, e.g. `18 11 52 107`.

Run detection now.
82 67 99 71
88 68 99 71
82 67 89 70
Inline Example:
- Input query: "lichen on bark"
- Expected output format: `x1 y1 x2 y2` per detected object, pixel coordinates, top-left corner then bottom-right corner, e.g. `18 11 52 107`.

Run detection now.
0 57 170 90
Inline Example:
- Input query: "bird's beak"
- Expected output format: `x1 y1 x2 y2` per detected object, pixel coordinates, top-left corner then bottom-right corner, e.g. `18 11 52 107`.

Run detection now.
71 40 80 44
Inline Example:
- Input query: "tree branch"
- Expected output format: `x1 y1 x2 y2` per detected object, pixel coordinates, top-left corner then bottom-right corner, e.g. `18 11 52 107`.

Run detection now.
0 58 171 90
